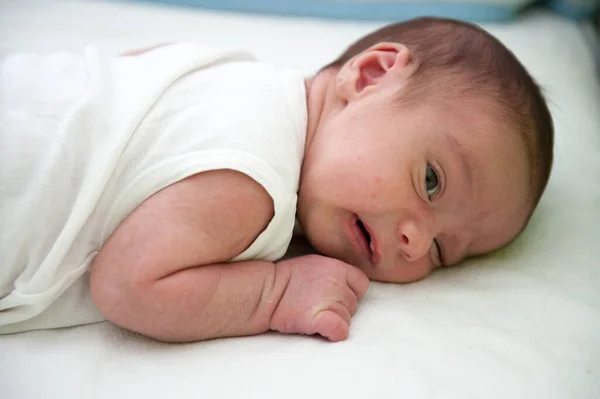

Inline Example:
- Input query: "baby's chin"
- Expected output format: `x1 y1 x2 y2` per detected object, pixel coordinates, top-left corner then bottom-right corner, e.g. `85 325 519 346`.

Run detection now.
370 269 433 284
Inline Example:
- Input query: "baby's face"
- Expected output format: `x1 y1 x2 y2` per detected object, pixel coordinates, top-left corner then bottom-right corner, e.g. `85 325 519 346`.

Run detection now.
298 68 531 283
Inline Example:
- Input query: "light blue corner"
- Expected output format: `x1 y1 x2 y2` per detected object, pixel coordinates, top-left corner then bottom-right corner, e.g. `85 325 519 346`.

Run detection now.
547 0 599 19
140 0 520 22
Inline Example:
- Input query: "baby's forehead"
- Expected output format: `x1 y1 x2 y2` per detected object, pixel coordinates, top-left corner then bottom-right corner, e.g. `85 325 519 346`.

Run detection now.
435 93 525 143
413 91 510 134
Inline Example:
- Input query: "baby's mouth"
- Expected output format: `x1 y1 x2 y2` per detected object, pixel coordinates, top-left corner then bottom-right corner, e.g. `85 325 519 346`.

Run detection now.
356 217 374 259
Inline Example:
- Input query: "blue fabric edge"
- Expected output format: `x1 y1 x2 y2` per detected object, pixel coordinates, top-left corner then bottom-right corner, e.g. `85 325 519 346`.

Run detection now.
547 0 598 19
139 0 518 22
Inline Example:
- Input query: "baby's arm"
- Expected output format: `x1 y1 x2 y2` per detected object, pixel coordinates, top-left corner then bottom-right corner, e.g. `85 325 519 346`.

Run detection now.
90 170 368 342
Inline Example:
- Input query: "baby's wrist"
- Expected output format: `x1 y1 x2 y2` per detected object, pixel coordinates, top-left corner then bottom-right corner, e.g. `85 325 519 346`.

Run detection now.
265 261 293 330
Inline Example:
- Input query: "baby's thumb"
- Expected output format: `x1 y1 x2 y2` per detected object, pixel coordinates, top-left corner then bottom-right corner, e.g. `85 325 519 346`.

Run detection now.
313 310 349 342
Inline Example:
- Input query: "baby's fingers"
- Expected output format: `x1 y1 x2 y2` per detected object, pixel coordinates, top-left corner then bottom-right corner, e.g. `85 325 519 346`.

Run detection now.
340 286 358 316
345 265 370 298
313 306 350 342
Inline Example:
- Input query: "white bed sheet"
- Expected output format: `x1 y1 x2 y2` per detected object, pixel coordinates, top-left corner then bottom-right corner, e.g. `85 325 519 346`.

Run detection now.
0 1 599 398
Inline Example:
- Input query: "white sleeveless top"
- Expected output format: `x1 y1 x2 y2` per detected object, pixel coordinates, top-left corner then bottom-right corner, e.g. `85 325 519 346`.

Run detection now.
0 43 307 333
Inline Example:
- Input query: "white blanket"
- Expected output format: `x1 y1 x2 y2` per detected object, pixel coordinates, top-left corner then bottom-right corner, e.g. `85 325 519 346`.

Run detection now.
0 1 598 398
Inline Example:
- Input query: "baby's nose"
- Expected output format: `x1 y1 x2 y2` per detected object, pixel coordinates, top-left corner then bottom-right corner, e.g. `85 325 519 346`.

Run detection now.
397 220 432 262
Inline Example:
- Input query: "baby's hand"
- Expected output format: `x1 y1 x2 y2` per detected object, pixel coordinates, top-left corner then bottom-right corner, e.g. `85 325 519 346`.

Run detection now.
270 255 369 342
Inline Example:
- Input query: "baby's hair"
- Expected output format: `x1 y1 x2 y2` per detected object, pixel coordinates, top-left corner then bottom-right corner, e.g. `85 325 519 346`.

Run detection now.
324 17 554 219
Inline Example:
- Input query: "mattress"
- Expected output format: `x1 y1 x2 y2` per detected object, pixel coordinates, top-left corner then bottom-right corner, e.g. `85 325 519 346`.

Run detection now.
0 1 599 398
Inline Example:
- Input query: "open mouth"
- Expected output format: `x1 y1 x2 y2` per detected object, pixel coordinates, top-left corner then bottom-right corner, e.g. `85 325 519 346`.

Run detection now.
355 217 374 260
357 218 371 247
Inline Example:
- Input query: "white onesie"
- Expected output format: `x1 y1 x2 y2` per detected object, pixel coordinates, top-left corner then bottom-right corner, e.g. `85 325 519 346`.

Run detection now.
0 43 307 333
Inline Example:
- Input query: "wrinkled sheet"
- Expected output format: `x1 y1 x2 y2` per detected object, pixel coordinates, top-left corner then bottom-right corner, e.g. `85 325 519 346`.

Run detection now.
0 1 598 398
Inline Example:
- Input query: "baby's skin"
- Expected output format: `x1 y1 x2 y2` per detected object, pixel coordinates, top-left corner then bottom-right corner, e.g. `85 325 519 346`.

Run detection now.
90 39 532 342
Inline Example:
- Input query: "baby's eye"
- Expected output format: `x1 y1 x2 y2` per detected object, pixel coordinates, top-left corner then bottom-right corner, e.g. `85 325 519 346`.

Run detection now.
425 165 439 198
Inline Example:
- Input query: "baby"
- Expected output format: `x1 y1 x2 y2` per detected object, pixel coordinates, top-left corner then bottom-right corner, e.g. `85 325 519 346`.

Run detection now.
0 17 553 342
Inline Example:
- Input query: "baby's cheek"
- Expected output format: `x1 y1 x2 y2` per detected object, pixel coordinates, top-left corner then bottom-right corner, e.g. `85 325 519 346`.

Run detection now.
370 176 384 199
327 153 391 206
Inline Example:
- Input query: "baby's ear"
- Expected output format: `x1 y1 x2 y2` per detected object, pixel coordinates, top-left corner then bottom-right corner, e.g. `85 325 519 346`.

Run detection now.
336 42 411 101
